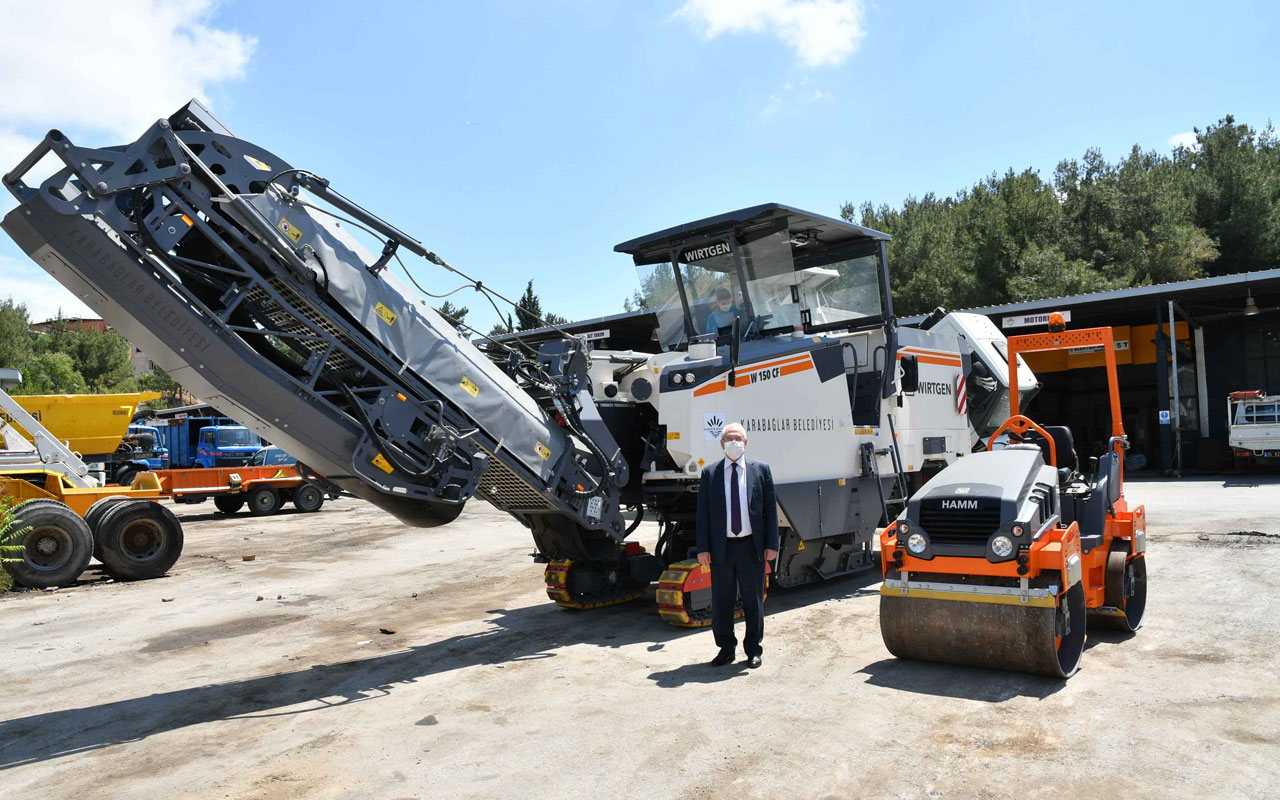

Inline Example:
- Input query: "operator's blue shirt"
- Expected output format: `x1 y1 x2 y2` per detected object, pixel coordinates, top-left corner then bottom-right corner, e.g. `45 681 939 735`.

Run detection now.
704 306 742 335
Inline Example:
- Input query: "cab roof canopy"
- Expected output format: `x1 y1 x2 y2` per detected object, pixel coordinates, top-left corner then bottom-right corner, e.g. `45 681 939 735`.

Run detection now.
613 203 890 266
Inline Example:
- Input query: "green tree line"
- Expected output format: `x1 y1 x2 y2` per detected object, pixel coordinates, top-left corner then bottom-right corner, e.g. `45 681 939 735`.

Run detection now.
0 300 181 401
842 115 1280 316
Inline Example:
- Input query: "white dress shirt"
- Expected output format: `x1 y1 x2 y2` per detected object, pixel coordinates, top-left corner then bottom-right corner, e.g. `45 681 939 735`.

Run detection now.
722 456 753 538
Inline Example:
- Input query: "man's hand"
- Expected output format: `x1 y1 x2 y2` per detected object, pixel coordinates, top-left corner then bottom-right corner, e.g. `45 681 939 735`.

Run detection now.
764 549 778 562
697 552 711 567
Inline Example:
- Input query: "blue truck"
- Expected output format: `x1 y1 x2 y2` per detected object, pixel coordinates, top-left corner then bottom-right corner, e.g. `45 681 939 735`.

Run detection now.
153 415 262 470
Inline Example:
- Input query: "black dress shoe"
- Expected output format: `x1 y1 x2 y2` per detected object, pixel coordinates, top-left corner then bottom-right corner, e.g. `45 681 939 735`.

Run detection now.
747 655 762 668
710 651 734 667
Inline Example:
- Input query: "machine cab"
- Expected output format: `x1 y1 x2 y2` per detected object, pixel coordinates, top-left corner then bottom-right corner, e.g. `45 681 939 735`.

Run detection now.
614 203 894 351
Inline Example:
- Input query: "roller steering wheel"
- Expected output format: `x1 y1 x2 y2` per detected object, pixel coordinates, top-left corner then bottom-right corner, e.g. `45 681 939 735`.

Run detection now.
987 415 1058 468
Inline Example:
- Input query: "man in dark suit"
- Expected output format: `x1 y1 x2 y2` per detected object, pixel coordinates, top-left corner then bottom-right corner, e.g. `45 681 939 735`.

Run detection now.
696 422 779 668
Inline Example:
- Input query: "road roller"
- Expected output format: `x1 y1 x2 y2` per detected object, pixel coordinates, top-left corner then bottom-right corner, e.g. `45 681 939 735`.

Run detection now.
878 322 1148 678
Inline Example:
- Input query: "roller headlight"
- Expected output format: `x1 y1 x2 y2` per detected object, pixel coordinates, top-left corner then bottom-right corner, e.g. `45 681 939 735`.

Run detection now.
684 372 696 383
1010 523 1025 537
991 535 1014 558
671 373 683 384
906 533 927 554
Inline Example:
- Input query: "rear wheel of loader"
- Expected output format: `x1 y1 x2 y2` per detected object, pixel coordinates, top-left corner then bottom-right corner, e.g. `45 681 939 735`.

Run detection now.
247 486 281 516
880 582 1087 678
1089 547 1147 633
214 495 245 515
96 500 184 580
85 494 130 561
3 500 94 589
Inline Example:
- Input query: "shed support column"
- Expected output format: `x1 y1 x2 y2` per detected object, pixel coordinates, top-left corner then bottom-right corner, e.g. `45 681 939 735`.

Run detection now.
1155 303 1173 473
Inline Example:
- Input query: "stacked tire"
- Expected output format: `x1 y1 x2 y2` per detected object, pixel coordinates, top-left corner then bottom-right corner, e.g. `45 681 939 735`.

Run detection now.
3 498 183 589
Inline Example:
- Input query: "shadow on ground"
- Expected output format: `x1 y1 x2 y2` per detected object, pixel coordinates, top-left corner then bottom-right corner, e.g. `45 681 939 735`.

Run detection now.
0 566 884 768
858 658 1066 702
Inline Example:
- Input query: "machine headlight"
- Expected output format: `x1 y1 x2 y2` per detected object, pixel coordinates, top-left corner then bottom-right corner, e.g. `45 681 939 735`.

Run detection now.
991 535 1014 557
684 372 696 383
672 373 683 384
898 521 911 535
1011 524 1025 537
906 533 927 554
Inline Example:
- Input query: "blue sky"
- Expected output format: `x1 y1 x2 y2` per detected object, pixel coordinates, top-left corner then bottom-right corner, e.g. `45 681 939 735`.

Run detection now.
1 0 1277 330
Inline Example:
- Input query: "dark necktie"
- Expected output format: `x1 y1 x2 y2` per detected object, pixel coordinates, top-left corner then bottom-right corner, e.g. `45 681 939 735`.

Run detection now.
730 462 742 535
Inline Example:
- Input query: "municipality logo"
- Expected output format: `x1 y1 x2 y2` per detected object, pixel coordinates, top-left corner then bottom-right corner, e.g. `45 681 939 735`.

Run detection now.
704 412 725 440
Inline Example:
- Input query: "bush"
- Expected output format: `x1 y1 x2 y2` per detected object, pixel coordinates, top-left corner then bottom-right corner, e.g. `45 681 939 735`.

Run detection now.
0 496 28 593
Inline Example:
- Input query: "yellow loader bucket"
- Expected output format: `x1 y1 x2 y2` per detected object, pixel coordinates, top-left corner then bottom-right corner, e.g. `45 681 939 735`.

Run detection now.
3 392 161 456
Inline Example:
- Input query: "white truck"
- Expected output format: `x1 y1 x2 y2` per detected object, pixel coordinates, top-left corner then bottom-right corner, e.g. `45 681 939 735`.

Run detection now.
1228 390 1280 465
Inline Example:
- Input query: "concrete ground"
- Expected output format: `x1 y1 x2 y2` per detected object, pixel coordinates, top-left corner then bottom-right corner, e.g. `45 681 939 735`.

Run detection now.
1 477 1278 799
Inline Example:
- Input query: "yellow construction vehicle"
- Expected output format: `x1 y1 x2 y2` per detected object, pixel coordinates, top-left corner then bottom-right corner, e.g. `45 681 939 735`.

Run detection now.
1 370 183 588
5 392 160 456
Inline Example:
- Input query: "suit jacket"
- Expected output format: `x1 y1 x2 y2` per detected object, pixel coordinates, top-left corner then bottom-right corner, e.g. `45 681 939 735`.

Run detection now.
696 457 780 564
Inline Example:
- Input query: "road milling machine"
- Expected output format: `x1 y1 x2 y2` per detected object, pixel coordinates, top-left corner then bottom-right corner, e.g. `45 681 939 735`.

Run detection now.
2 101 1032 624
879 322 1148 677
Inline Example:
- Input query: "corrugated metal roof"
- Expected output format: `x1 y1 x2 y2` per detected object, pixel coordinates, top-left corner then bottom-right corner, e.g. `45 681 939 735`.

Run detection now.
902 267 1280 324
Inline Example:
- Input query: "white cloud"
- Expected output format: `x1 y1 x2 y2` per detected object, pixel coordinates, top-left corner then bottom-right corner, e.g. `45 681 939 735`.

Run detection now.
0 255 95 322
0 1 254 320
0 0 254 141
675 0 867 68
757 77 832 118
0 0 255 215
1168 131 1199 151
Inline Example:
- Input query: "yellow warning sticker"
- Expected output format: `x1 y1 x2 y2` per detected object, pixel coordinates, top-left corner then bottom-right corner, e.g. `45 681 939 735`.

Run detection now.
797 539 807 551
460 376 479 397
374 302 397 326
371 453 393 473
667 431 681 440
278 217 303 243
535 442 551 460
838 478 846 486
244 154 272 172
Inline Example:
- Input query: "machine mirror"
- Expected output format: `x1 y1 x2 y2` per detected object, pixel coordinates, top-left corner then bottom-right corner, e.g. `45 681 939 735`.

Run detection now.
729 316 742 367
900 353 919 393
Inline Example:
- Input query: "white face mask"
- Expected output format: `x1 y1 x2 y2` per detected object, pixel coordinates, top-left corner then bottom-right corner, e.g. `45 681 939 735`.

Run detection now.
723 440 746 460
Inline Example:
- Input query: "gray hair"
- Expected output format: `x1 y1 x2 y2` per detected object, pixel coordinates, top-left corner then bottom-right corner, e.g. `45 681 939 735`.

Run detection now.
720 422 747 441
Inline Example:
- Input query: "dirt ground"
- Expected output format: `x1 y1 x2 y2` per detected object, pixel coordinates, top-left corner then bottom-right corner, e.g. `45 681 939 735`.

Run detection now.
1 476 1278 799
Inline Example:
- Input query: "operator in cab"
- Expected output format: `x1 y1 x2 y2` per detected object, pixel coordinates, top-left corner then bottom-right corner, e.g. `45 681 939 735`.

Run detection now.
704 287 742 335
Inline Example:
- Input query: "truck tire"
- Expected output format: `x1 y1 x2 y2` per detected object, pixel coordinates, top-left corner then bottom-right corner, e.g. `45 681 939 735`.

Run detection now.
247 486 281 516
214 495 245 515
113 466 139 488
95 500 184 580
3 500 94 589
292 483 325 513
85 494 132 561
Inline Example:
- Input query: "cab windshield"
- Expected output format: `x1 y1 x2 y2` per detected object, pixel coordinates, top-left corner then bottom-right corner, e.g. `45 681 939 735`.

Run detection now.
216 428 257 447
635 229 888 349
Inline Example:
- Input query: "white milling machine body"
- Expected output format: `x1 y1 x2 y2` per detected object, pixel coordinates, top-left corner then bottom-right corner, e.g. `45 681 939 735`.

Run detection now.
585 206 1036 587
2 102 1032 607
